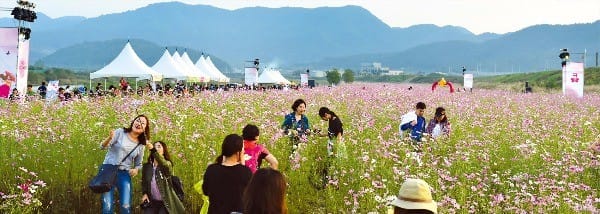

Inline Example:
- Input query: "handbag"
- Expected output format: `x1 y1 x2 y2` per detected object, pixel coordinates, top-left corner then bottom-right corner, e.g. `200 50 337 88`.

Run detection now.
89 144 141 193
171 175 185 201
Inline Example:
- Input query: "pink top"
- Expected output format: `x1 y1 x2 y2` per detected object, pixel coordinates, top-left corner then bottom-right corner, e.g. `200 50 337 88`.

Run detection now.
243 140 270 173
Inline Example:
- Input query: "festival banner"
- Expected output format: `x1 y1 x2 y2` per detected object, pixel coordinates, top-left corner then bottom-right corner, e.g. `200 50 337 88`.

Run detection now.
47 80 59 100
562 62 584 98
244 67 258 86
16 35 30 94
464 73 473 89
300 73 308 87
0 28 18 98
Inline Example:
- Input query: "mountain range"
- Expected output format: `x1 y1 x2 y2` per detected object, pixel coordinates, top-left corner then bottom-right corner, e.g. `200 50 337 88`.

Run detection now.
1 2 598 74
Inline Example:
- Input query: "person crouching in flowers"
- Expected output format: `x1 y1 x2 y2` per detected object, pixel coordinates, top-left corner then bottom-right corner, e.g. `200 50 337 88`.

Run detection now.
141 141 185 213
426 107 451 139
99 115 150 214
282 99 310 149
318 107 344 157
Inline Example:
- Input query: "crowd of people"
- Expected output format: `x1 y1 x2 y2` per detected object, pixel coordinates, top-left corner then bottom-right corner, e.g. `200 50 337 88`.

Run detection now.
5 79 307 103
94 98 449 213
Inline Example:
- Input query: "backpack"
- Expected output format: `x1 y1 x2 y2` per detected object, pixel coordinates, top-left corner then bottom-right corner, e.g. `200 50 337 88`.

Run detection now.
171 176 184 201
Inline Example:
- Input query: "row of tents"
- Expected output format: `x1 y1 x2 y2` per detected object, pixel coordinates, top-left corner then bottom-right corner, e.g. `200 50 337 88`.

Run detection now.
90 42 230 83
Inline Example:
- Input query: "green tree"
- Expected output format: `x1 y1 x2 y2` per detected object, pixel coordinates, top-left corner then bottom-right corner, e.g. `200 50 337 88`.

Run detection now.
325 69 341 85
342 69 354 83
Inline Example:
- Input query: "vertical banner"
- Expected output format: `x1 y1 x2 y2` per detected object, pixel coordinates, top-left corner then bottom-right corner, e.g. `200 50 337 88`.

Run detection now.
244 67 258 86
47 80 59 100
0 28 18 98
17 36 30 94
464 73 473 89
300 73 308 87
562 62 584 98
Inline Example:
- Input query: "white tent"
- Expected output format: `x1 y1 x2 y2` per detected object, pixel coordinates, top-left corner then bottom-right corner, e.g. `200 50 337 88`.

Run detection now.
257 68 290 84
195 56 224 82
181 52 211 83
172 51 209 82
203 56 230 82
151 49 195 81
90 42 162 81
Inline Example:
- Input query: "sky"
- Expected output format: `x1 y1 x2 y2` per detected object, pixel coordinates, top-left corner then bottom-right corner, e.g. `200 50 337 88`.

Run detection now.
1 0 600 34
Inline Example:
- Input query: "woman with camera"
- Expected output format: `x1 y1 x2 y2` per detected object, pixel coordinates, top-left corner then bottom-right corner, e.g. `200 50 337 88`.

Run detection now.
140 140 185 214
99 115 150 214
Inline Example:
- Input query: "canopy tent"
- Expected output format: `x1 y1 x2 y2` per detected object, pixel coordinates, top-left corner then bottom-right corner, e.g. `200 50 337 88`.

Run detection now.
172 51 209 83
257 68 290 84
151 49 196 81
195 55 228 82
203 56 230 82
90 42 162 81
181 52 212 83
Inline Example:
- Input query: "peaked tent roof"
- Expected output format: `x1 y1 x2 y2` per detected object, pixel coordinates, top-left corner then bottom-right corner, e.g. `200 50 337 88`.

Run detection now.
151 49 194 81
195 55 229 82
90 42 162 81
181 52 211 82
204 56 230 82
173 51 209 82
257 68 290 84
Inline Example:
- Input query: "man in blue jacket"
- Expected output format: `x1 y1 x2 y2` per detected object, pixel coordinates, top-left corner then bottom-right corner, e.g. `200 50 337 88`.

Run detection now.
400 102 427 143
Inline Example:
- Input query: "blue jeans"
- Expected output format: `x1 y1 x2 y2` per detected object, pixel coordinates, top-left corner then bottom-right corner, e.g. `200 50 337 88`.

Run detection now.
101 170 132 214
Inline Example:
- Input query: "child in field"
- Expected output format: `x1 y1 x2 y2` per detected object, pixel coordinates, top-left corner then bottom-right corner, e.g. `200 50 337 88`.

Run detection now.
242 124 278 173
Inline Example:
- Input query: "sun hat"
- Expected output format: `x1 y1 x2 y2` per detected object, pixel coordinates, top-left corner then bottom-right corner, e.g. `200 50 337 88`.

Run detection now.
390 178 437 214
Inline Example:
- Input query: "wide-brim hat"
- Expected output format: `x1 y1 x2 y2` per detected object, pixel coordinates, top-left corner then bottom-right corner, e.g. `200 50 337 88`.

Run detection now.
390 178 437 214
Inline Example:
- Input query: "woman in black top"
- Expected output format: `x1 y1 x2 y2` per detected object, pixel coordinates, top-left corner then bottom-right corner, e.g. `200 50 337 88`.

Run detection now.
318 107 343 157
202 134 252 214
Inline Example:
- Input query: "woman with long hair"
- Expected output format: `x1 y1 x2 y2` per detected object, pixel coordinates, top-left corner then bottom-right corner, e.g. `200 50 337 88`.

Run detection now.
202 134 253 214
141 141 185 213
426 107 451 139
243 168 287 214
99 115 151 214
318 107 344 156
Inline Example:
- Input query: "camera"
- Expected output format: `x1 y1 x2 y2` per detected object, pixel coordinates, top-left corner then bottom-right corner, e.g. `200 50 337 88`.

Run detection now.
140 199 151 209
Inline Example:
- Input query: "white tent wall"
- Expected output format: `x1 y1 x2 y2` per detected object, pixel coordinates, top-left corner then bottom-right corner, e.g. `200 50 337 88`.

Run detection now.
181 52 211 83
195 56 222 82
257 69 290 84
172 51 209 83
205 56 230 82
152 49 193 81
89 42 163 81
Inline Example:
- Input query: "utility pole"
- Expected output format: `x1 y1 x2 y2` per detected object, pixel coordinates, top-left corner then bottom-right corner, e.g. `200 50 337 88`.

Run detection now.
596 52 598 67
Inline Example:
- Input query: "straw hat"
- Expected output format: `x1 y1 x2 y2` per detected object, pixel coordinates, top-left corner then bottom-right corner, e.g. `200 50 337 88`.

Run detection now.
390 178 437 214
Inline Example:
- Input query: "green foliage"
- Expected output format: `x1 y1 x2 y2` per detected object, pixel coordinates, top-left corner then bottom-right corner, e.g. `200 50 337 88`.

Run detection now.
326 69 341 85
342 69 355 83
27 67 90 86
476 67 600 90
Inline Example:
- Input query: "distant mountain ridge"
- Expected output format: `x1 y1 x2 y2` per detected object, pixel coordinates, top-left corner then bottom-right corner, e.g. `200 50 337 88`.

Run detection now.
1 2 598 73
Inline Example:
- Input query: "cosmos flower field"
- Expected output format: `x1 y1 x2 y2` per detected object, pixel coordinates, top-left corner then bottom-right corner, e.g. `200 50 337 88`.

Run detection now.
0 83 598 213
